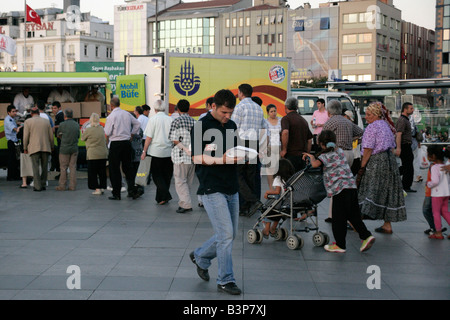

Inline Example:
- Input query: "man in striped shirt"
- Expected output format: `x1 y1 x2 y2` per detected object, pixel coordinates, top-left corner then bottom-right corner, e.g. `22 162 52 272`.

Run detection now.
231 83 268 216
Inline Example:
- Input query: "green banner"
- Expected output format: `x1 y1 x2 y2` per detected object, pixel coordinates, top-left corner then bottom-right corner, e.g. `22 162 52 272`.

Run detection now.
75 62 124 95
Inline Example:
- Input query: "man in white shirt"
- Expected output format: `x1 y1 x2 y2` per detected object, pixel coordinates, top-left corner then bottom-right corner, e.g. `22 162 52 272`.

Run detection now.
141 100 173 205
134 105 149 141
47 87 75 104
104 97 141 200
13 88 34 115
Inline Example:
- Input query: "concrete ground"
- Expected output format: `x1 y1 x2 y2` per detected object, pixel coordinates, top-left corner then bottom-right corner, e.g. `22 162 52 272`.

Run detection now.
0 167 448 301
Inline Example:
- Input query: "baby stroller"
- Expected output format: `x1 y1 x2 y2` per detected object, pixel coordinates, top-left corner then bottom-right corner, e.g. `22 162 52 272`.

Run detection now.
247 164 329 250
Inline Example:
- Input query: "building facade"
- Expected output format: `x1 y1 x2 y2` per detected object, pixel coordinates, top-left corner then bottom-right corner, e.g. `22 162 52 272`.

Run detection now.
337 0 402 81
287 3 339 82
436 0 450 78
0 6 114 72
401 21 435 79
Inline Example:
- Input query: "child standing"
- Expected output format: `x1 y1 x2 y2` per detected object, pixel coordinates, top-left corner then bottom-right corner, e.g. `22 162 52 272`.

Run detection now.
262 158 295 238
303 130 375 253
426 145 450 239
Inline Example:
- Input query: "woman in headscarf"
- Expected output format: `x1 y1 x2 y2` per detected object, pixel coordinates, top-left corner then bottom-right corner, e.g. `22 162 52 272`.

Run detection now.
357 103 406 234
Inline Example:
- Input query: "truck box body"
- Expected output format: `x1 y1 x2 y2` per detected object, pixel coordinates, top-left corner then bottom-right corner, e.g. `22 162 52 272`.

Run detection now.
118 53 291 117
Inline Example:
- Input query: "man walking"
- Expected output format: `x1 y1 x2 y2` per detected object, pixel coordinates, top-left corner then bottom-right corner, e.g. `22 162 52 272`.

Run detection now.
4 105 22 181
190 89 242 295
104 97 141 200
231 83 268 216
280 97 313 171
141 100 173 205
23 108 54 191
395 102 416 193
50 101 64 173
55 109 80 191
169 99 196 213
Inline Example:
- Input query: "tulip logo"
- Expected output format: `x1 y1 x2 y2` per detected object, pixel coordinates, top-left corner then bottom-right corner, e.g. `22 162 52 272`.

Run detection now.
174 60 201 96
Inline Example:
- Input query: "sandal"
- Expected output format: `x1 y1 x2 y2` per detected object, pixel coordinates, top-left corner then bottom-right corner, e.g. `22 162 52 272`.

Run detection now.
375 227 393 234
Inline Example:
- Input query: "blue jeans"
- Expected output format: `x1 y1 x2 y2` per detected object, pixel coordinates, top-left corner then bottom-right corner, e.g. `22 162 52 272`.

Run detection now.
194 192 239 285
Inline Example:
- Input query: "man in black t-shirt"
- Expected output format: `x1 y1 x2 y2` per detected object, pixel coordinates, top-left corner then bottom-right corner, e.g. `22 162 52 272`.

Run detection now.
189 89 243 295
395 102 415 193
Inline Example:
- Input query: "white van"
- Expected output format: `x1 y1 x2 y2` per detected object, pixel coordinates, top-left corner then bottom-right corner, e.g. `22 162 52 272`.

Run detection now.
291 89 363 131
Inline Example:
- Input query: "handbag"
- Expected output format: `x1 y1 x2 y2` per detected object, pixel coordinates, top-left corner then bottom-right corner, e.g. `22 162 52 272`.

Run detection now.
135 156 151 186
14 142 21 160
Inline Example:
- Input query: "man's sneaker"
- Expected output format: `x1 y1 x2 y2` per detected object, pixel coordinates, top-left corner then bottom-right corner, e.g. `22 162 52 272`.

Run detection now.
217 282 242 295
189 251 209 281
360 236 375 252
324 243 346 253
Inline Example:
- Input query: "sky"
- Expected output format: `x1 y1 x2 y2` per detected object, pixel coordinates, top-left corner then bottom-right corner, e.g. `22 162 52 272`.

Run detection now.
1 0 437 30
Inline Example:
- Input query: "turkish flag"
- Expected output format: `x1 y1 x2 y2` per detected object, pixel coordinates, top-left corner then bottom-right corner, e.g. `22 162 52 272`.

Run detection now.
26 5 42 26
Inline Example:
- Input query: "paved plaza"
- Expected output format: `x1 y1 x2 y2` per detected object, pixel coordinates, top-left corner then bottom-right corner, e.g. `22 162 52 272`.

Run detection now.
0 167 448 301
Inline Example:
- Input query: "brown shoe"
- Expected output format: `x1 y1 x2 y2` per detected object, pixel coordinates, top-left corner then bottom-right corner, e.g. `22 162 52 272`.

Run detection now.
55 186 66 191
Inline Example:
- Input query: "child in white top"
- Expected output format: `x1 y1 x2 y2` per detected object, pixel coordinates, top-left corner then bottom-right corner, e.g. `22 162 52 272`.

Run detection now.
426 145 450 239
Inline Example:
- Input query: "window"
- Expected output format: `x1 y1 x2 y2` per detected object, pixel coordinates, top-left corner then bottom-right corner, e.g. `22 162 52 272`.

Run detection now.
264 34 269 44
232 18 237 28
239 17 243 27
44 45 55 58
359 33 372 43
246 17 250 26
320 17 330 30
256 17 261 26
95 46 99 57
226 19 230 28
264 16 269 25
84 45 88 56
444 29 450 41
225 37 230 46
443 52 449 64
343 13 358 24
359 12 372 23
278 33 283 43
277 15 283 24
343 34 357 44
257 35 262 44
271 34 275 44
342 55 357 65
239 36 243 45
358 54 372 64
245 35 250 45
358 74 372 81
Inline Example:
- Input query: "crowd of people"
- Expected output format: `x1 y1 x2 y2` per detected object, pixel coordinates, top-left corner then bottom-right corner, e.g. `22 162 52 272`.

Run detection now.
3 83 450 296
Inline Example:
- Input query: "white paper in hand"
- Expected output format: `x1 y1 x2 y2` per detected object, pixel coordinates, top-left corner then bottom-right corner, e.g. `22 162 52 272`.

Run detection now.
226 146 258 161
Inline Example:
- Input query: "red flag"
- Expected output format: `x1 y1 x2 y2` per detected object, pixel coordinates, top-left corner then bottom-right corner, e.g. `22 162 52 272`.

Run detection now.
26 5 42 26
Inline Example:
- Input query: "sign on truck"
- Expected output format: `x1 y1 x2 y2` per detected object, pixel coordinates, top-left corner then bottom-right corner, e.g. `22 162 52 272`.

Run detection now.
118 53 291 118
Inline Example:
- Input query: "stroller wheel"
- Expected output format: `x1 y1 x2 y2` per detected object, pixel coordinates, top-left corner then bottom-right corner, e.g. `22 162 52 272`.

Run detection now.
247 229 261 244
274 228 288 241
286 234 303 250
312 232 328 247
